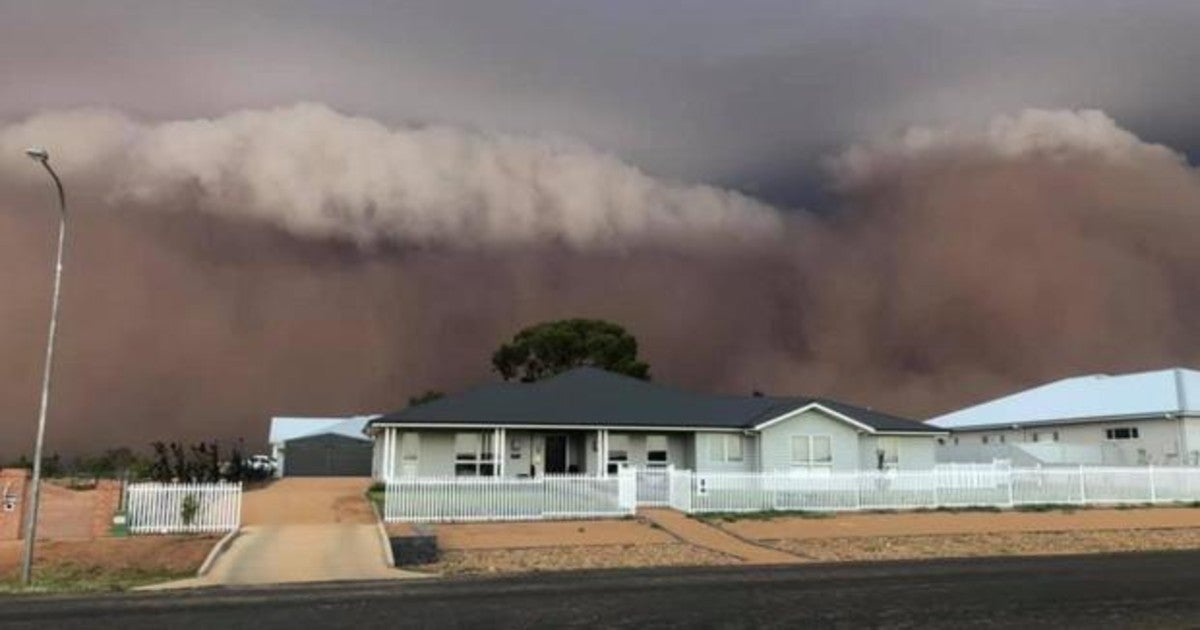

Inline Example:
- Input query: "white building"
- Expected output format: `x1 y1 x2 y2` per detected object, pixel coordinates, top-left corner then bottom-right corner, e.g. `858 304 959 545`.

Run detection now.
369 367 944 480
930 368 1200 466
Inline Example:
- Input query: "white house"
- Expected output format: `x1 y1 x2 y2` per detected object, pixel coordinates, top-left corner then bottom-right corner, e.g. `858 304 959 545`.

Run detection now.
367 367 944 480
930 368 1200 466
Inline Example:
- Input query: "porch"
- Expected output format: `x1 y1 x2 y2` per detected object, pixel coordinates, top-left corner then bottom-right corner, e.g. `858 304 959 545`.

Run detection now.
372 426 694 480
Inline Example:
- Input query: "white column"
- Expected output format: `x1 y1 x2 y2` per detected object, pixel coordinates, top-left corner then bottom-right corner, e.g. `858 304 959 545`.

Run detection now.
379 428 387 481
599 429 608 478
388 428 397 481
497 428 506 477
383 428 393 482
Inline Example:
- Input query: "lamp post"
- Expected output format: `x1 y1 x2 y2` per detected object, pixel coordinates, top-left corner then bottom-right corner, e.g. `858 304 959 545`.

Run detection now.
20 147 67 586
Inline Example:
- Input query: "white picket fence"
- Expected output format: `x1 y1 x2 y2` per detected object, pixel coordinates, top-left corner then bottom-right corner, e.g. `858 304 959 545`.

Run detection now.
686 465 1200 513
382 465 1200 523
384 470 637 522
124 482 242 534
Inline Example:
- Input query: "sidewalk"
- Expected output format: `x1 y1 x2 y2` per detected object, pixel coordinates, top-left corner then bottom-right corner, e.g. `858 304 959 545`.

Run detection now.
638 508 799 564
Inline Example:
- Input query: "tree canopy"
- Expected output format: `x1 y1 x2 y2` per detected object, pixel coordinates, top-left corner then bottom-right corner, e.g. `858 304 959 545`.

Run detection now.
491 318 650 382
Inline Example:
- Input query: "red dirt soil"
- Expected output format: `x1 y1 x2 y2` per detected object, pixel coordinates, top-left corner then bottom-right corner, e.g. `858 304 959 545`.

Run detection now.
431 519 676 550
717 507 1200 541
0 536 216 584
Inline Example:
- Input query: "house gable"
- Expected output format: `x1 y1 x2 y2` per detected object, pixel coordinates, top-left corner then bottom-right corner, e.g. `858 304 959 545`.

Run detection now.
753 402 876 433
757 408 863 472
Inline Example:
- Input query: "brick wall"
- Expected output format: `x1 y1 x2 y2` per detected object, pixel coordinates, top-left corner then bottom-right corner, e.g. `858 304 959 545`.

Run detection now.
0 468 30 540
0 471 122 541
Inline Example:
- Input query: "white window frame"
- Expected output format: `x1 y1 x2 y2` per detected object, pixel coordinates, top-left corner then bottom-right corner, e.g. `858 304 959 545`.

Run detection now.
454 431 497 476
607 434 631 475
1105 427 1140 441
646 434 670 468
875 436 900 470
708 434 744 463
791 434 833 469
398 432 420 477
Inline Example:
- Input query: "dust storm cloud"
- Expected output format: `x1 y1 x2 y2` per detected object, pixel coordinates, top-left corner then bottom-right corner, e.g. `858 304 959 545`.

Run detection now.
1 106 1199 456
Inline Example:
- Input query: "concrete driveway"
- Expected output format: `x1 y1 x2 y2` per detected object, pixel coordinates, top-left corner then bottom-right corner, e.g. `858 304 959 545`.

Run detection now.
153 477 423 588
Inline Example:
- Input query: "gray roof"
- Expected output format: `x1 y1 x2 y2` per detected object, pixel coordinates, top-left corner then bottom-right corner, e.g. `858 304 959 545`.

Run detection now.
371 367 939 433
269 416 375 444
929 367 1200 430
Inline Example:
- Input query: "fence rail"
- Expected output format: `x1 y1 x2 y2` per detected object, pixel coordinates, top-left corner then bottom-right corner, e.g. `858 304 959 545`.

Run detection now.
381 465 1200 523
124 482 242 534
384 471 637 523
688 465 1200 514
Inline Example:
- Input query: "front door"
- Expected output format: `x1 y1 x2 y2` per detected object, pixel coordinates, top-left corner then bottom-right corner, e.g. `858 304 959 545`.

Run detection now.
544 435 568 474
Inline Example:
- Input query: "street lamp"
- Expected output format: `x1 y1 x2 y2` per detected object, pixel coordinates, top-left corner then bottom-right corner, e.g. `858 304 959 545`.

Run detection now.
20 147 68 587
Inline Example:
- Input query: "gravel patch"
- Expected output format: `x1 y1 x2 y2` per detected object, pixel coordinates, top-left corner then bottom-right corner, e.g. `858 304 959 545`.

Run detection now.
766 528 1200 562
425 543 740 576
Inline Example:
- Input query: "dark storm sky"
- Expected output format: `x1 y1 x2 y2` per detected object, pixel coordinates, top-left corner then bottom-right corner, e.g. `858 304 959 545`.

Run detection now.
4 1 1199 205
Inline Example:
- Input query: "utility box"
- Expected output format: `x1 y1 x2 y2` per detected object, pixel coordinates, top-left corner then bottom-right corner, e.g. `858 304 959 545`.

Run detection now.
110 512 129 538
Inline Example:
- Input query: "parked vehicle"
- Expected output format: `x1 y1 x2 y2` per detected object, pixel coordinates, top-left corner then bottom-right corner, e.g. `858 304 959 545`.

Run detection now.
245 455 277 475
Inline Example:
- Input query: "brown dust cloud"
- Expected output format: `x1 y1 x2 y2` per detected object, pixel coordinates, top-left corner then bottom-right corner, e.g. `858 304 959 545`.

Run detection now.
2 105 1200 457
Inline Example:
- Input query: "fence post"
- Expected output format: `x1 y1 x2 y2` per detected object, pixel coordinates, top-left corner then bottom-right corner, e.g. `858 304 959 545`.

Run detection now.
1148 464 1157 504
931 470 940 509
1078 465 1087 505
854 473 862 511
1006 467 1015 508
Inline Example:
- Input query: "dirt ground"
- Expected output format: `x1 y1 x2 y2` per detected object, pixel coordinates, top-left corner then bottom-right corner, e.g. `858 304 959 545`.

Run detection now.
768 529 1200 562
427 519 676 550
0 536 216 590
714 507 1200 540
408 507 1200 576
240 478 375 525
428 543 739 576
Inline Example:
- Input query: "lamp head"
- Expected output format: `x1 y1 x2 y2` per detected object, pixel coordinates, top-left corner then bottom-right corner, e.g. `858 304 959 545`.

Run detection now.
24 147 49 163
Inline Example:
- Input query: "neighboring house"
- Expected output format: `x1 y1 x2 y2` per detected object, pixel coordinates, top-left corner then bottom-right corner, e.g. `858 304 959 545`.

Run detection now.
268 416 376 477
930 368 1200 466
367 367 943 480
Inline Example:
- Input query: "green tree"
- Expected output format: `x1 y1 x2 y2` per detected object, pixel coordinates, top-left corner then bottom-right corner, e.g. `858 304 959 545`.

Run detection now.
491 318 650 382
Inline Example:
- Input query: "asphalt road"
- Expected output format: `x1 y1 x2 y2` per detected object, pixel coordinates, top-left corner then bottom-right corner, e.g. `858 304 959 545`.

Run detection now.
4 551 1200 629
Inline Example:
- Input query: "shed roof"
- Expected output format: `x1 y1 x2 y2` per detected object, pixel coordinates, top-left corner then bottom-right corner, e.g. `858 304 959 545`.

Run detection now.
928 368 1200 430
370 367 938 433
268 416 375 444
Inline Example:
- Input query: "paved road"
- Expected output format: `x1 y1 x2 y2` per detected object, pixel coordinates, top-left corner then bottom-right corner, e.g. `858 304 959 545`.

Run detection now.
4 551 1200 628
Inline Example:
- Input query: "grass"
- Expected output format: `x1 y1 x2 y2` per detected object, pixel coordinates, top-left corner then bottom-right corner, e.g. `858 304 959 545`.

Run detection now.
367 488 385 512
0 565 195 594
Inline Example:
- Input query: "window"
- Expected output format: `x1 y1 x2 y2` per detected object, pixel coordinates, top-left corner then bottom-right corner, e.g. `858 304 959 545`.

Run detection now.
454 432 496 476
791 435 832 468
708 434 744 463
875 437 899 470
1105 427 1140 440
1031 433 1040 443
646 435 669 467
981 435 989 444
400 433 419 462
999 434 1006 444
607 434 630 474
1052 431 1060 442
